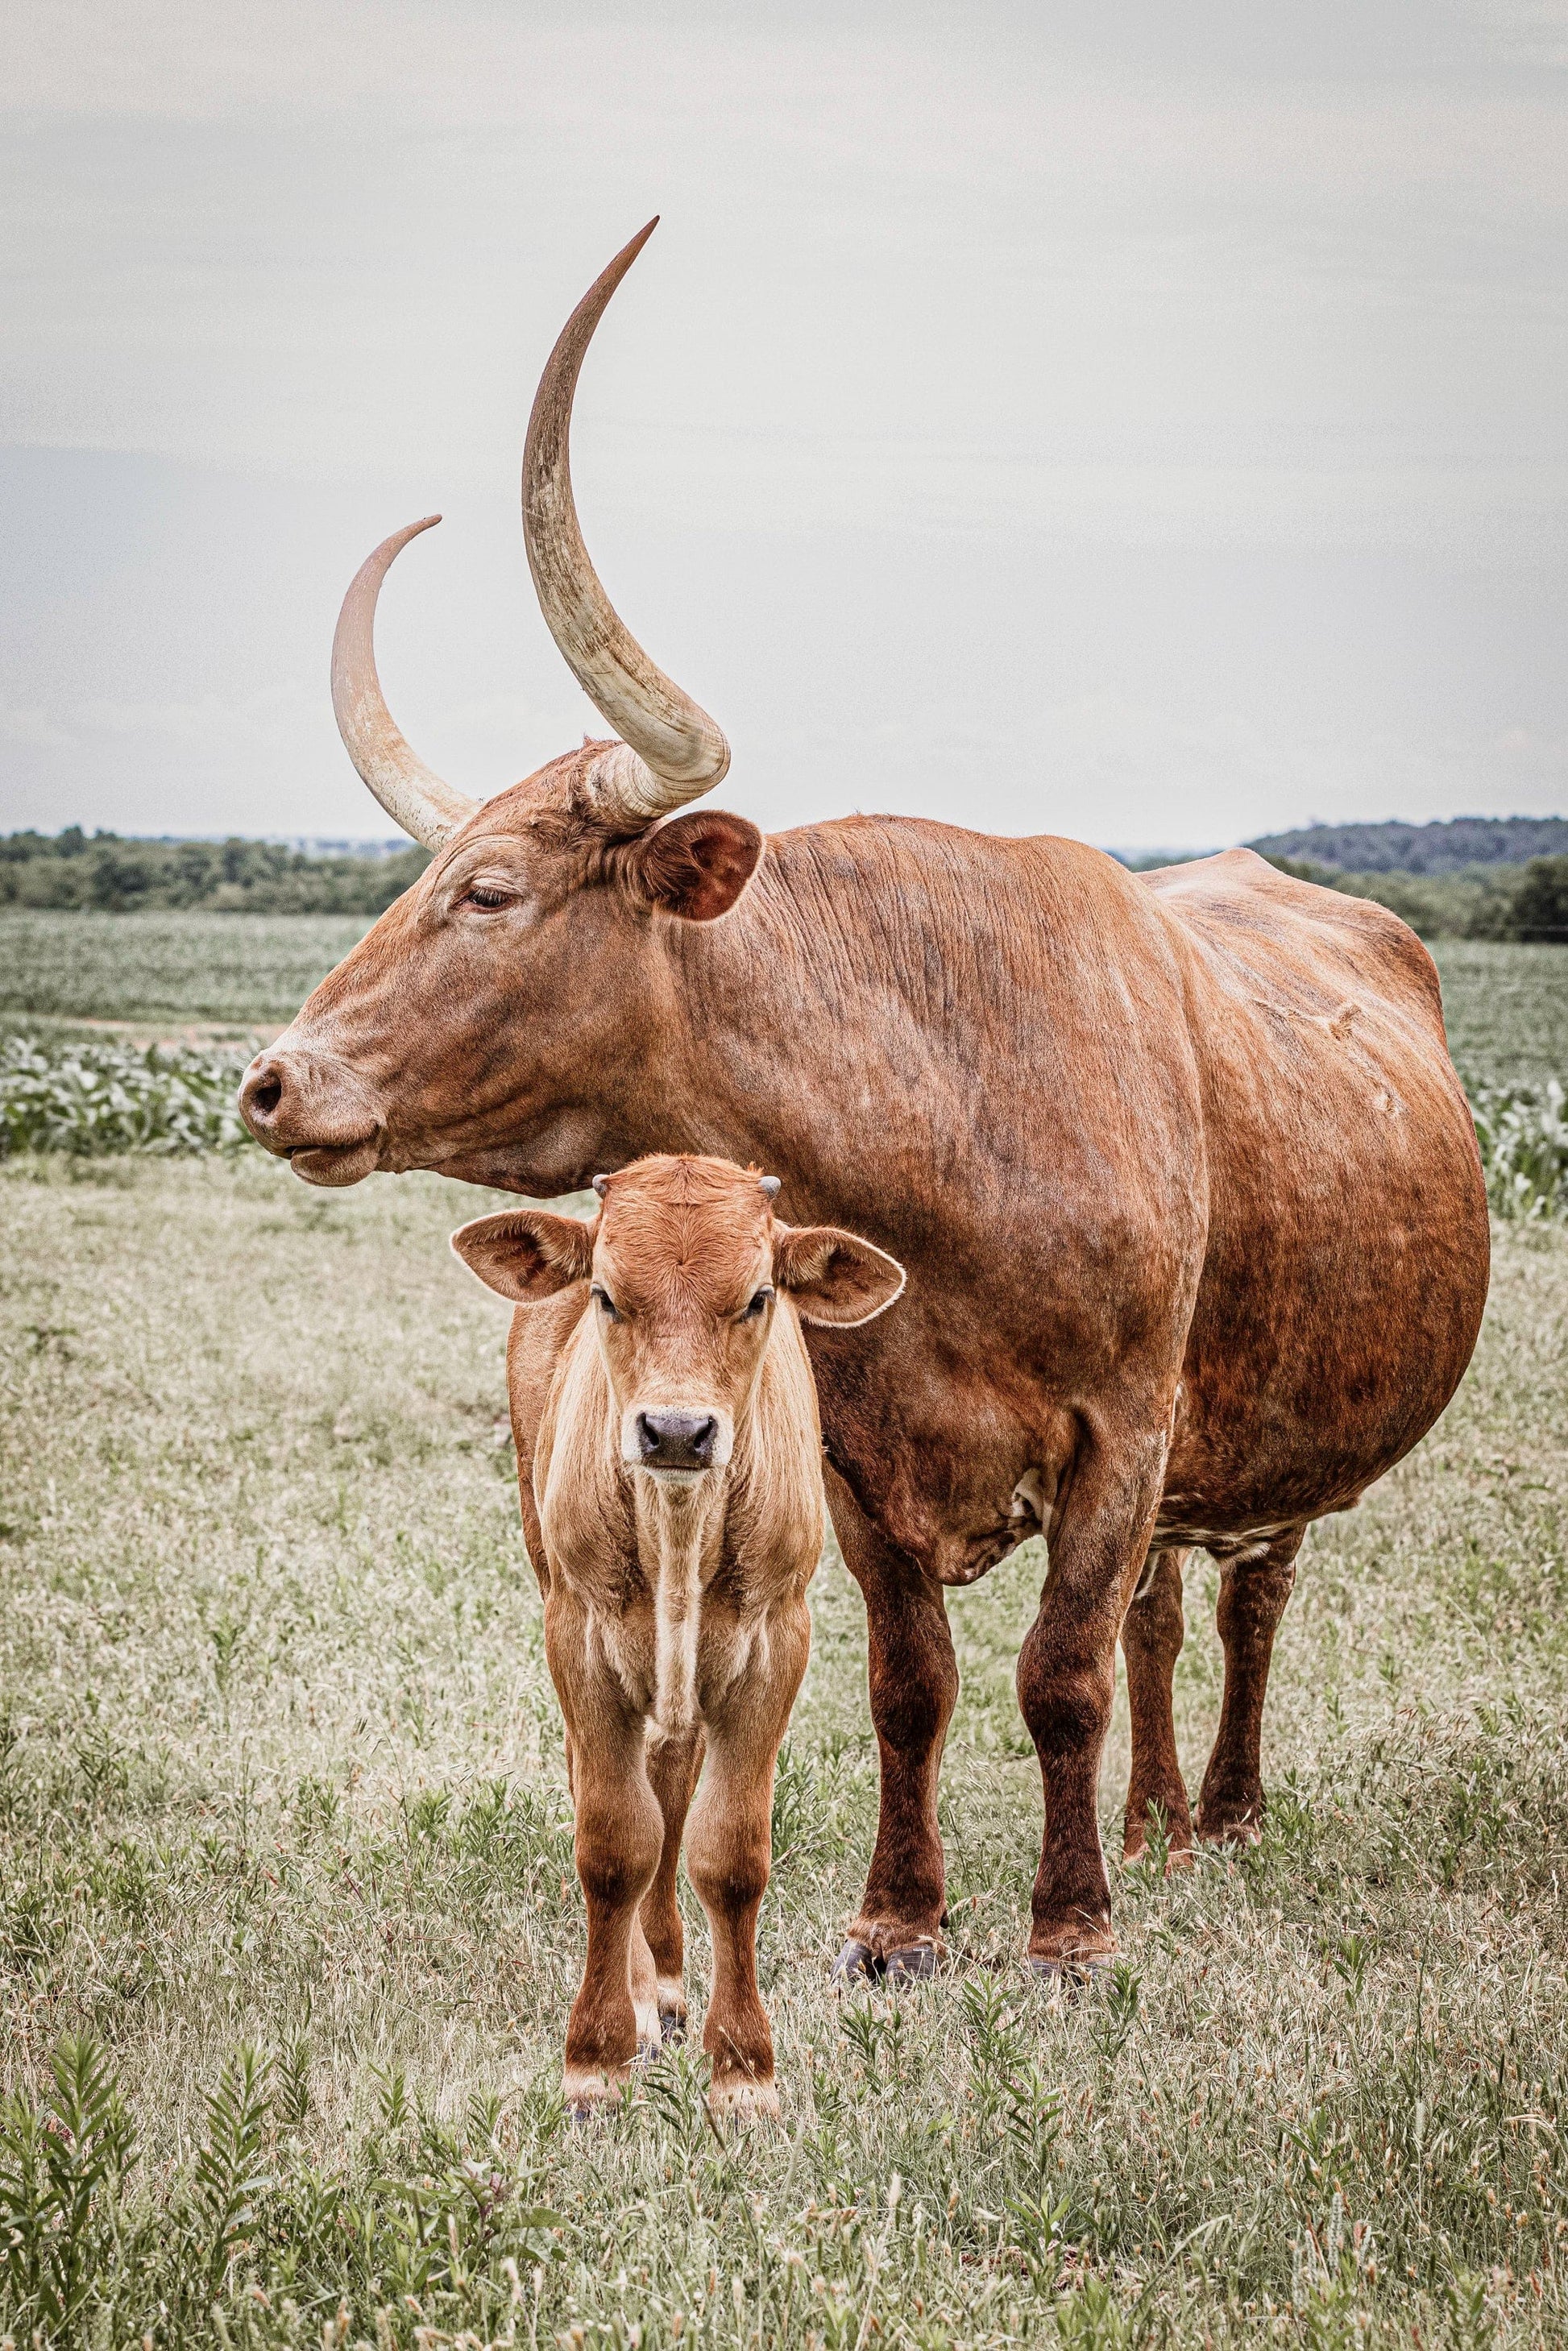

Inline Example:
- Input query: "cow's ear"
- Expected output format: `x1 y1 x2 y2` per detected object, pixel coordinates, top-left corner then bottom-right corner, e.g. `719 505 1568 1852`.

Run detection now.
624 809 762 922
451 1211 594 1302
773 1224 906 1327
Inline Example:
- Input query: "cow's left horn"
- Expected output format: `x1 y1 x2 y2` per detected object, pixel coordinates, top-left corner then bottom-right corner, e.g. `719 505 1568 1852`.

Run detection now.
330 515 480 851
522 219 732 827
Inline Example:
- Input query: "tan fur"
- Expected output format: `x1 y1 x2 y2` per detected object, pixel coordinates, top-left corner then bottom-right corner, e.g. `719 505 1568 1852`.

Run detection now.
453 1154 902 2112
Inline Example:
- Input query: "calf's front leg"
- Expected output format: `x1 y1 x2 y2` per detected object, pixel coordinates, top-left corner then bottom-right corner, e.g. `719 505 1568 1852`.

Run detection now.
686 1603 811 2117
560 1709 664 2113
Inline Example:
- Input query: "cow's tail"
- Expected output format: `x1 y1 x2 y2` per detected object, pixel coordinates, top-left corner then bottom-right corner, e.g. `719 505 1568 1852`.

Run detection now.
652 1538 702 1742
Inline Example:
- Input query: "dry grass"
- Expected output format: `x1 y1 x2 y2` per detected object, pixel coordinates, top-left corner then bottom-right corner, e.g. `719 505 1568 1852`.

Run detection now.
2 1155 1567 2345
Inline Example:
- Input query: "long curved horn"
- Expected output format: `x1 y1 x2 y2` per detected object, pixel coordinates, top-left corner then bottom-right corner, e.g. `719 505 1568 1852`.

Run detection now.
523 219 731 826
330 516 480 851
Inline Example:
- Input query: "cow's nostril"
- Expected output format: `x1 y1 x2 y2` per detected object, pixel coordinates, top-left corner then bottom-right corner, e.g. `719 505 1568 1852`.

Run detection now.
248 1068 284 1118
637 1411 719 1469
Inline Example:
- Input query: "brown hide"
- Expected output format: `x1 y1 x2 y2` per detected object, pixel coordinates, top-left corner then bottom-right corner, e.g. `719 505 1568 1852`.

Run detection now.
243 782 1489 1972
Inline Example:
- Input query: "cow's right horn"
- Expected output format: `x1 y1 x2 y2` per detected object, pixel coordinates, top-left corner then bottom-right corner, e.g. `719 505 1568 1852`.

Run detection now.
330 516 480 852
522 219 732 829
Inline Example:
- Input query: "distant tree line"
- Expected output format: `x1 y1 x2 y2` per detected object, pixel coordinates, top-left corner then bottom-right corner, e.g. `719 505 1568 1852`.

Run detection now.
0 828 430 913
1247 815 1568 876
1261 856 1568 942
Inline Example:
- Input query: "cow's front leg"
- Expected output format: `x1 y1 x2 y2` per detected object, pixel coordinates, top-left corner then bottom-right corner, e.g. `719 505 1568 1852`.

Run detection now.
561 1710 664 2114
641 1727 703 2038
1017 1433 1165 1975
1121 1547 1194 1864
827 1468 957 1984
1195 1528 1302 1844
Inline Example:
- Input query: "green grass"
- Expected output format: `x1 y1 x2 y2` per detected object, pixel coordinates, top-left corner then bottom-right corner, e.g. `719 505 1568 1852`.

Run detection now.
2 1152 1568 2344
0 910 373 1033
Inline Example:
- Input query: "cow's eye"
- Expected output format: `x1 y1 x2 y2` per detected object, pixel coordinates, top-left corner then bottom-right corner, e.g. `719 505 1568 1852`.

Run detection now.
459 883 519 911
742 1287 774 1320
591 1284 620 1321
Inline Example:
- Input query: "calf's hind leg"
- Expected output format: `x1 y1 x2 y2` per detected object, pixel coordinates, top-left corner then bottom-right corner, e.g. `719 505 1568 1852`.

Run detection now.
640 1729 703 2038
1121 1547 1194 1864
1195 1528 1303 1845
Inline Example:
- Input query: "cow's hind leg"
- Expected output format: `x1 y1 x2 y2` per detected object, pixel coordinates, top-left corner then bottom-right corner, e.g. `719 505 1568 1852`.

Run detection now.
641 1728 704 2038
827 1469 958 1984
1121 1547 1194 1864
1195 1528 1303 1845
1016 1428 1165 1976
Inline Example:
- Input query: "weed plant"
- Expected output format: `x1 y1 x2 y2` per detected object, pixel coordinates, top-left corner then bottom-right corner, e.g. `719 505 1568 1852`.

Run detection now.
2 1156 1567 2344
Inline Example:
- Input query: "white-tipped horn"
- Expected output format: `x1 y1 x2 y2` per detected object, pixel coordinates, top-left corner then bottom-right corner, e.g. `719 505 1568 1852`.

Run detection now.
330 516 479 852
523 220 731 827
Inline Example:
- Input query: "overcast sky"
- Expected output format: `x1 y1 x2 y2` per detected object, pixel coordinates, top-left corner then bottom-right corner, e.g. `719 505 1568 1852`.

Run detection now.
2 0 1565 849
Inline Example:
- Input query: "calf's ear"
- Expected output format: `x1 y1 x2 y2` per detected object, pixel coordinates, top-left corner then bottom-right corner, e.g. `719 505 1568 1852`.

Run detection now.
451 1211 594 1302
624 809 762 922
773 1225 906 1327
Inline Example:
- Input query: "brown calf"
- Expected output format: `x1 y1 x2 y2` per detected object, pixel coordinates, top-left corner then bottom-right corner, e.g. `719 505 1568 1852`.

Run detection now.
453 1155 904 2115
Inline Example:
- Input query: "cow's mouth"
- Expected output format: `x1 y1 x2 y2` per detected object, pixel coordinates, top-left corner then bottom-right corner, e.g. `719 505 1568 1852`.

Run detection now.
286 1134 384 1188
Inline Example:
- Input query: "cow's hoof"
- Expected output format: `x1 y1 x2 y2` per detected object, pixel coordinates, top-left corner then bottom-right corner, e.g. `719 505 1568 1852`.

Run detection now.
1028 1953 1115 1995
884 1943 940 1985
657 2009 687 2046
831 1938 883 1987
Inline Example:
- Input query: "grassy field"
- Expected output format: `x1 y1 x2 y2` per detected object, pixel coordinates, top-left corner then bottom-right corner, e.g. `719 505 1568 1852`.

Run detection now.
3 1149 1568 2346
3 912 1568 1081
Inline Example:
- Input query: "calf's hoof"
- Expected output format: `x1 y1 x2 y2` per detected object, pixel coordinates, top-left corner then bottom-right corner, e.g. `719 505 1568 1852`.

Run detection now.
708 2076 780 2121
562 2067 624 2123
657 2009 687 2046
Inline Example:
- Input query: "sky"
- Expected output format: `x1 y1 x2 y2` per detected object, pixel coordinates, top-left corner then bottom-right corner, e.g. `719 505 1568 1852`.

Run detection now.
1 0 1565 852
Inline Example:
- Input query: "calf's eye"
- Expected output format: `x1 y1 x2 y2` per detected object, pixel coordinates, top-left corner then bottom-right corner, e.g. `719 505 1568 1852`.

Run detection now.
591 1285 620 1321
743 1287 774 1320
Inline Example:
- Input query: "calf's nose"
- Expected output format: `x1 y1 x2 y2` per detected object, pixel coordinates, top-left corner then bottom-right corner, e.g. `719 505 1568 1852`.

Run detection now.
637 1410 718 1470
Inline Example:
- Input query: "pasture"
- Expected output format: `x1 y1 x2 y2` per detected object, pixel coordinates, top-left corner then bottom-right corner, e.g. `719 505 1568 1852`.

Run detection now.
2 921 1568 2345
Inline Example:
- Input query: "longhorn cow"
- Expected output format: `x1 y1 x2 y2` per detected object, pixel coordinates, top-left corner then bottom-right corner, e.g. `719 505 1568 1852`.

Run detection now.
241 222 1490 1983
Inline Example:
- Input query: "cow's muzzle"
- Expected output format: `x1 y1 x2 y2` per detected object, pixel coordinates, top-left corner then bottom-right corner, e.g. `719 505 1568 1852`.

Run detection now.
239 1042 384 1186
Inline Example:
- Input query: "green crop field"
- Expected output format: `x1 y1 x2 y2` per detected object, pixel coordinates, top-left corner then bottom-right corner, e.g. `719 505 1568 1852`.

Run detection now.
0 910 374 1036
3 909 1568 1083
2 910 1568 2345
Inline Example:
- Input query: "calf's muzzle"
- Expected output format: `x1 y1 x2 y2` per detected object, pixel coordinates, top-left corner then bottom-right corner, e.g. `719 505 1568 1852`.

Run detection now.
636 1410 720 1471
